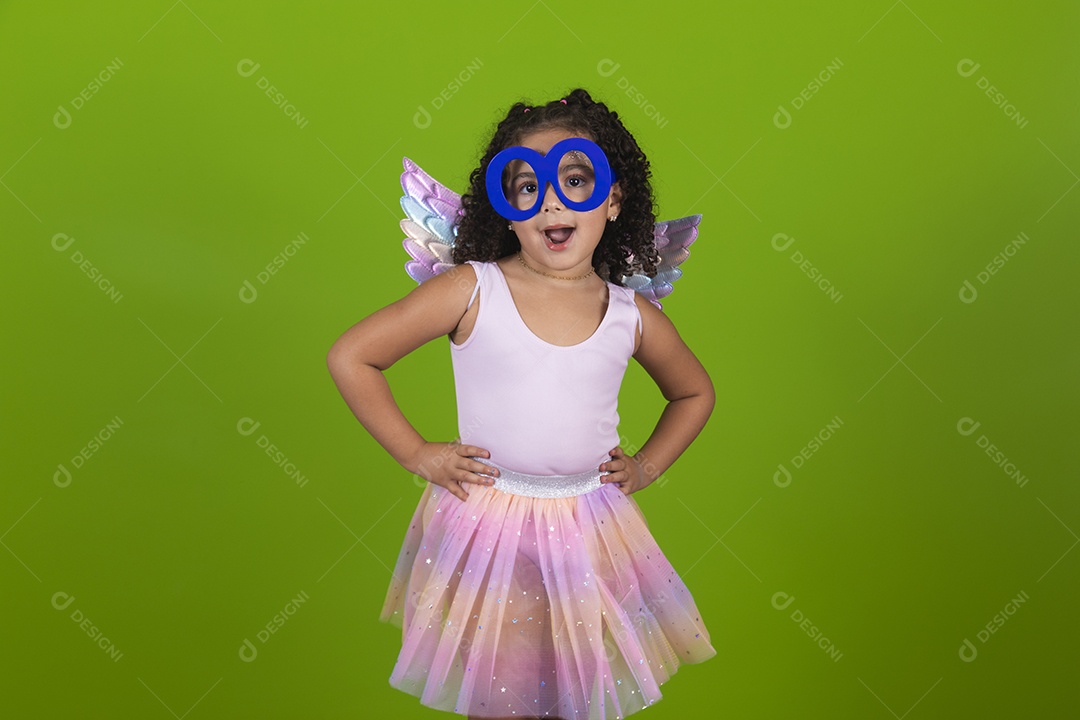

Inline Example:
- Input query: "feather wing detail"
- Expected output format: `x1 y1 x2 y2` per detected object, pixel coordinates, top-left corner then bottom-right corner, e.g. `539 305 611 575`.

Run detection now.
399 157 463 283
622 214 701 309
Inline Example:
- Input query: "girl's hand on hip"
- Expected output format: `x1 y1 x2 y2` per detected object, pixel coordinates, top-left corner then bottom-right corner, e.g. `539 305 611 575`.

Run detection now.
407 440 498 502
600 446 650 495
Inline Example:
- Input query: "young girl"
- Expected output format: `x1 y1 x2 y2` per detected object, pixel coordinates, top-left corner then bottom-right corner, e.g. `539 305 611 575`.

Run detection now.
327 88 716 720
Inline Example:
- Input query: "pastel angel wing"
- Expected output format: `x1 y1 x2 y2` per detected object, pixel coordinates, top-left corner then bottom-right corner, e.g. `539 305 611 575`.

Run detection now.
400 157 463 283
622 214 701 309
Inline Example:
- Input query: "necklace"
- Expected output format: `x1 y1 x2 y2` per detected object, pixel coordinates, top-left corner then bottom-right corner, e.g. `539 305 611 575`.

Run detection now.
517 252 594 281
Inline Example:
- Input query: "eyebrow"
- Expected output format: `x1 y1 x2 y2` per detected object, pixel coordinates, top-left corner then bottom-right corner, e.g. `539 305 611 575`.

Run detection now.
559 162 594 174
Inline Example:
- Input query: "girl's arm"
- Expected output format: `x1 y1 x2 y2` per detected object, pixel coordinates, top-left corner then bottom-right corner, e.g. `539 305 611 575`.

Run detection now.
601 293 716 493
326 263 498 499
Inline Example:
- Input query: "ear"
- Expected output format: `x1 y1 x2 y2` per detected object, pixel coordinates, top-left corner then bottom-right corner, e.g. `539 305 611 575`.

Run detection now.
607 181 623 219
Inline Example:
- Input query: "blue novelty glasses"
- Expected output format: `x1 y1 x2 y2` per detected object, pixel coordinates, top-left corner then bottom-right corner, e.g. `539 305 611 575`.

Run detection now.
485 137 614 221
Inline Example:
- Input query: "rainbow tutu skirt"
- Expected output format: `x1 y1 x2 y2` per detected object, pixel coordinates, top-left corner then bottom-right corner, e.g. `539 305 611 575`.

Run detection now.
380 460 716 719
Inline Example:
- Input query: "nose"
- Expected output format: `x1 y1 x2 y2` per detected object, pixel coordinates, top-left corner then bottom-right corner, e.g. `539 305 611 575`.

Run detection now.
541 181 563 212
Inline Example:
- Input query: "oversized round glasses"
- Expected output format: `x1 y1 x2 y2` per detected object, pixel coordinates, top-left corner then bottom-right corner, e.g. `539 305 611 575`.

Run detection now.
485 137 614 222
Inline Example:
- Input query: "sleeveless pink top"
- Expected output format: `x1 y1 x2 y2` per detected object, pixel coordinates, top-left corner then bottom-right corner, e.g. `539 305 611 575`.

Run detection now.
450 260 643 476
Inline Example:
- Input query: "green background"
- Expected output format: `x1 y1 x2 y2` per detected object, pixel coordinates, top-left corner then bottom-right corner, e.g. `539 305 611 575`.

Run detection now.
3 1 1078 717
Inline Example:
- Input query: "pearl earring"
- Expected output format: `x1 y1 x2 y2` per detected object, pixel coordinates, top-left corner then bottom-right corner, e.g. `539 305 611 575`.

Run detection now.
608 214 618 222
508 223 513 230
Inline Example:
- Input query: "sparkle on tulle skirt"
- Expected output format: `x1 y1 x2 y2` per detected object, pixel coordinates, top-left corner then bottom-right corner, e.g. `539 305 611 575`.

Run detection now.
379 463 717 719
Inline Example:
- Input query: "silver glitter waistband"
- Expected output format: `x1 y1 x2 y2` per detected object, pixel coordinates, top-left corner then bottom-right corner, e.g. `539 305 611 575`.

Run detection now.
472 457 605 499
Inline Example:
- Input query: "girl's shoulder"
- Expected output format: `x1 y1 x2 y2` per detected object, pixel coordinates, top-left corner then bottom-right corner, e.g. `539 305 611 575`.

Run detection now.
608 281 638 299
456 259 497 278
609 281 649 313
403 261 480 309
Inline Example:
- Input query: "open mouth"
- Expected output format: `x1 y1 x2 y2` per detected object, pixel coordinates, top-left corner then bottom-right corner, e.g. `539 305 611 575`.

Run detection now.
543 226 574 250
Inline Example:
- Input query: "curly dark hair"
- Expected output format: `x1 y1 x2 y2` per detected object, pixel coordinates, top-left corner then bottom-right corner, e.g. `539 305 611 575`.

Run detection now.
452 88 658 284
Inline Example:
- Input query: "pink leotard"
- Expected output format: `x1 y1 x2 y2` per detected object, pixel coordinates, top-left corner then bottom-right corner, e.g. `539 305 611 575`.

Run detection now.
450 260 643 476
